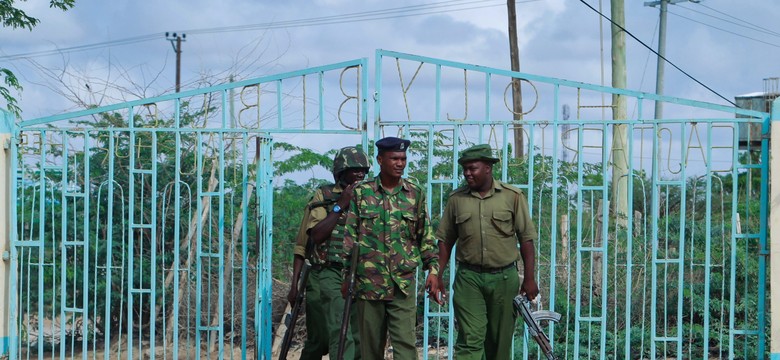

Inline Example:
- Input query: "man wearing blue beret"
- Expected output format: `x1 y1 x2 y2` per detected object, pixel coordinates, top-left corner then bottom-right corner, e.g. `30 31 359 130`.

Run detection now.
343 136 440 360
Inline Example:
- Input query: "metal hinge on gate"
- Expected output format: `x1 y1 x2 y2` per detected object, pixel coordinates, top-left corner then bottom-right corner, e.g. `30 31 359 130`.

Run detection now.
2 250 9 261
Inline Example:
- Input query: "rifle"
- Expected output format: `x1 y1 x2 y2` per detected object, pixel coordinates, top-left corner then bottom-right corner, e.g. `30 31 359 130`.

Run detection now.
513 295 562 360
278 238 315 359
336 244 360 360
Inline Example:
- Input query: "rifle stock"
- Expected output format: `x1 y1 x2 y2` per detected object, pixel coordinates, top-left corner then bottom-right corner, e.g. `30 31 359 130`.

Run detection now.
278 260 310 359
279 235 316 360
336 244 360 360
513 295 561 360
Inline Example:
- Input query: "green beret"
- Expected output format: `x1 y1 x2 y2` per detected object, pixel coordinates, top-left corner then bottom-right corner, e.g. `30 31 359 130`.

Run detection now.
458 144 500 165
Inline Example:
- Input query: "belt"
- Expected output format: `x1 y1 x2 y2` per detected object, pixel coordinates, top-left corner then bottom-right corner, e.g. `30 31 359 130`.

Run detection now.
458 262 515 274
310 262 344 271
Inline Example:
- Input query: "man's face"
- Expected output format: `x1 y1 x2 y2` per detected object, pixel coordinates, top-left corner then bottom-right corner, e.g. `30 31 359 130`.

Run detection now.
340 167 368 185
377 151 407 178
462 160 492 189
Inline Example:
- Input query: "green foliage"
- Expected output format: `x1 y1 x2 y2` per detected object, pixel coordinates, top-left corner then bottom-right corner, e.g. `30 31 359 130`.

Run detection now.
1 0 75 30
1 0 76 117
1 68 22 116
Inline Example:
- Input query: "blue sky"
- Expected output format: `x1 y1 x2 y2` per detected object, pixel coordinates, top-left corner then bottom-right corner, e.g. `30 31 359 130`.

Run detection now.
3 0 778 120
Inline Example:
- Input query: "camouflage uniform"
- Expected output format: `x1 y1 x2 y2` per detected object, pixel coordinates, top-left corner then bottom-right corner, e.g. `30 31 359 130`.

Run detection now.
436 178 537 360
343 175 439 360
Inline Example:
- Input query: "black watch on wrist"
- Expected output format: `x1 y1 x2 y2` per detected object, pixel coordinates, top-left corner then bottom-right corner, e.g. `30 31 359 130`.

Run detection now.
332 204 343 214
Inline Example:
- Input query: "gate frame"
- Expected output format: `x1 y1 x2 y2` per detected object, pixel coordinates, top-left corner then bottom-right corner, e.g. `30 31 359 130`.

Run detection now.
0 51 776 359
373 49 773 359
770 97 780 360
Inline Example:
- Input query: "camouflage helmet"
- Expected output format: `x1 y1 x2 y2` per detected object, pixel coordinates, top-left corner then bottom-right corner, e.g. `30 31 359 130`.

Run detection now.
332 146 370 179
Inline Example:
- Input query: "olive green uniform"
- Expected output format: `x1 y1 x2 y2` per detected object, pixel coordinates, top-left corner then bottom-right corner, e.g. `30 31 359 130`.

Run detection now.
343 176 439 360
294 183 361 359
435 179 537 360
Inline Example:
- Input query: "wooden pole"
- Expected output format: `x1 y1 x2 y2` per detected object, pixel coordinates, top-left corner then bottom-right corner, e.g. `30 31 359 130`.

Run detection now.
610 0 629 226
507 0 524 158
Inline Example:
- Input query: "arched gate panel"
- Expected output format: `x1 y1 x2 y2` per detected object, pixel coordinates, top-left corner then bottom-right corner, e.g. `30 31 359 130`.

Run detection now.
373 49 769 360
7 59 368 360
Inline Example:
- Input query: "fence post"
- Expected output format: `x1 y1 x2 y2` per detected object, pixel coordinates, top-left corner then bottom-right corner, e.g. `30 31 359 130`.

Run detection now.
771 97 780 359
0 109 13 357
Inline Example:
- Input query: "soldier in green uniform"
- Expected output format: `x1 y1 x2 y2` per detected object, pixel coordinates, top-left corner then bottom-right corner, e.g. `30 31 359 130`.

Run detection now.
342 137 440 360
288 146 370 359
434 144 539 360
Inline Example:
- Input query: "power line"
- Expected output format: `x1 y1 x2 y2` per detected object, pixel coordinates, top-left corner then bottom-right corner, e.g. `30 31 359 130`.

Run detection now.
687 2 780 38
1 0 539 61
184 0 513 35
577 0 737 106
668 11 780 49
1 34 160 61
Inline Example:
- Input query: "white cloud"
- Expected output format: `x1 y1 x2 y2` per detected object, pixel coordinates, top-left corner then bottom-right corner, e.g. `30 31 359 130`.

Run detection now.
4 0 778 121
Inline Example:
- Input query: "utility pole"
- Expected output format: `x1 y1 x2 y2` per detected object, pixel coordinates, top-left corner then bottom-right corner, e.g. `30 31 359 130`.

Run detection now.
611 0 629 224
165 32 186 93
507 0 524 158
645 0 701 119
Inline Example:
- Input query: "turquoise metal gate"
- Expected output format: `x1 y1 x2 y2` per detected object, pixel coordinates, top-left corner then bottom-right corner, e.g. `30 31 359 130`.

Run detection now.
7 59 368 360
373 50 769 359
3 50 771 360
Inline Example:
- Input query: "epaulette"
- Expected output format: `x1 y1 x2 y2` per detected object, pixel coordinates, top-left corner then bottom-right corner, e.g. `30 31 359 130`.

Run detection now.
403 177 424 192
497 180 525 195
449 184 470 196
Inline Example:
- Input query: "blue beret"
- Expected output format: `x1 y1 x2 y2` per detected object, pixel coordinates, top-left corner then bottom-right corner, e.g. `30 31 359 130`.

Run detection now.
375 137 411 152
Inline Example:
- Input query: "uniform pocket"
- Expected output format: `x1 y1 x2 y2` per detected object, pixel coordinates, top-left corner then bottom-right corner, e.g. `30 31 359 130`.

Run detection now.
360 209 381 234
455 213 472 224
401 211 417 240
491 210 514 236
455 212 472 237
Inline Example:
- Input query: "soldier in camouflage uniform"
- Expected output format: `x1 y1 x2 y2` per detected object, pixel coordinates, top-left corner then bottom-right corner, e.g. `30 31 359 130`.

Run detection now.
288 146 370 359
342 136 440 360
434 144 539 360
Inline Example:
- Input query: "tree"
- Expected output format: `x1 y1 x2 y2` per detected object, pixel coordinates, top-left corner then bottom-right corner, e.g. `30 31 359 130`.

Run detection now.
1 0 75 117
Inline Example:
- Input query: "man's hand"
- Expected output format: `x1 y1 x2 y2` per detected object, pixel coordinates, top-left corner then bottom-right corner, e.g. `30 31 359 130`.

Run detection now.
287 285 298 305
337 182 358 210
425 273 443 305
521 277 539 300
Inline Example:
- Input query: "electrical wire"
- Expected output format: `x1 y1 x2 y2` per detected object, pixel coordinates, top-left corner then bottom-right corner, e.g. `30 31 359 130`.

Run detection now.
1 0 541 61
183 0 517 35
668 11 780 49
686 2 780 38
1 34 160 61
578 0 737 106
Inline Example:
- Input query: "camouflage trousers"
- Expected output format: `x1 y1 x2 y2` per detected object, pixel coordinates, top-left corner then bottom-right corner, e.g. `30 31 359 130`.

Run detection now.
356 285 417 360
452 265 519 360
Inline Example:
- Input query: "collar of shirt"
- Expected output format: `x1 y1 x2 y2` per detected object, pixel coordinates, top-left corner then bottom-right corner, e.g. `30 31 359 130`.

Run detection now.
372 175 412 196
467 177 502 199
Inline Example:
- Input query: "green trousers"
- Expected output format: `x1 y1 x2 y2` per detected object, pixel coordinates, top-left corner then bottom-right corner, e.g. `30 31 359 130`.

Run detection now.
452 266 519 360
319 267 361 360
300 269 329 360
355 286 417 360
